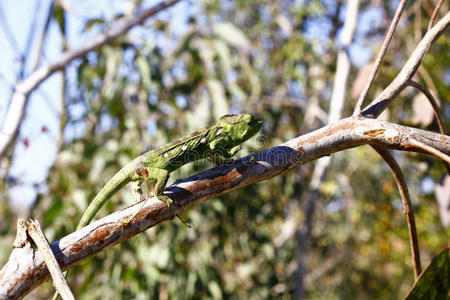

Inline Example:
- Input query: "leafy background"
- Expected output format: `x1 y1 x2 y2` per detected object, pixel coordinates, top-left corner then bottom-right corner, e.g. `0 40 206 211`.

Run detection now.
0 0 449 299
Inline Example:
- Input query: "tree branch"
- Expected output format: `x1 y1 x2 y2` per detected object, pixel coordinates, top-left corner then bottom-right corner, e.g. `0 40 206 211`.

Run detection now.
406 79 450 174
362 11 450 118
407 80 446 135
372 146 421 278
428 0 444 31
1 117 449 298
353 0 409 116
0 0 182 159
408 139 450 164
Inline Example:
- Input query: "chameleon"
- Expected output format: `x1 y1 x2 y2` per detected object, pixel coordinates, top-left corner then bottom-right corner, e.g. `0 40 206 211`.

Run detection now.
76 113 262 230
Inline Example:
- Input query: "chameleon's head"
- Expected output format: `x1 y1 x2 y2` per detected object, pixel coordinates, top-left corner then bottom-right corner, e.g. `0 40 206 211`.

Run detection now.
218 113 262 145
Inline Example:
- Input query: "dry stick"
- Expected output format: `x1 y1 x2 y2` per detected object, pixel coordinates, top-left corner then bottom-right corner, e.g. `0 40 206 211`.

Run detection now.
362 11 450 118
1 117 449 299
428 0 445 31
372 146 421 278
407 80 447 135
0 0 183 159
26 220 75 300
353 0 409 116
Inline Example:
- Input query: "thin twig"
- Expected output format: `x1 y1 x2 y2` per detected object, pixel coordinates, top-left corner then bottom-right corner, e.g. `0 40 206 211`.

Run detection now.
372 146 421 278
362 11 450 118
407 80 447 134
407 80 450 174
428 0 445 31
353 0 409 116
18 0 42 79
409 139 450 164
418 66 439 101
32 2 54 71
0 4 21 54
26 220 75 300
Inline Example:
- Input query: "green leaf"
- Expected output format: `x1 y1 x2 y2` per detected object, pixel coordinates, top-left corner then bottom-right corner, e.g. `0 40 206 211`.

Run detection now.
405 248 449 300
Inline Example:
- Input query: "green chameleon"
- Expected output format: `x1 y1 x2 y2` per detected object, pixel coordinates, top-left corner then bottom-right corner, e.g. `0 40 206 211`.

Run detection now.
76 113 262 230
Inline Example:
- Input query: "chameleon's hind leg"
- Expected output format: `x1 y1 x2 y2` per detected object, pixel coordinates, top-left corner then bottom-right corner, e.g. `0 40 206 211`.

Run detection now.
151 168 172 204
125 167 152 224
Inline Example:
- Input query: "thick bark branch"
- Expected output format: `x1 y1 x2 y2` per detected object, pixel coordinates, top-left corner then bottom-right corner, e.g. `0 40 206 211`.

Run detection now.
1 117 449 299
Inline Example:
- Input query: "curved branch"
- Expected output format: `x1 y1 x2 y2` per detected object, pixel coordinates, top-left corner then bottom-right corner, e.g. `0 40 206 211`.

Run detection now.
372 146 421 278
428 0 445 31
1 117 449 298
407 80 446 134
353 0 408 115
406 79 450 174
408 139 450 164
362 11 450 118
0 0 182 158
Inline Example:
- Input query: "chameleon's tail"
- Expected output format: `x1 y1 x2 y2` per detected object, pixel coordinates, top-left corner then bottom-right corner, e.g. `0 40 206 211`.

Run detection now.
53 161 139 299
77 160 138 230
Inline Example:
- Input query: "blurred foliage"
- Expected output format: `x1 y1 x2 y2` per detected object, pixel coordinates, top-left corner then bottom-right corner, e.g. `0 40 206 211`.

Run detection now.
1 0 449 299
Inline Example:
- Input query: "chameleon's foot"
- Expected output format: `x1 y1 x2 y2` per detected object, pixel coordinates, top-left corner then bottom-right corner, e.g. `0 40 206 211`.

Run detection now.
155 194 173 206
176 214 192 228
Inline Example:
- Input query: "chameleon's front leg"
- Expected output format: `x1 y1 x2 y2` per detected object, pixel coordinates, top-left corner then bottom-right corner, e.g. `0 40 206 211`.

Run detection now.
126 167 170 224
127 167 191 227
150 168 172 204
134 166 173 206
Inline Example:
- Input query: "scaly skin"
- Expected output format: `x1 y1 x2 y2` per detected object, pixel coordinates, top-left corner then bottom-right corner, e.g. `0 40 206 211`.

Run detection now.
77 113 262 230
